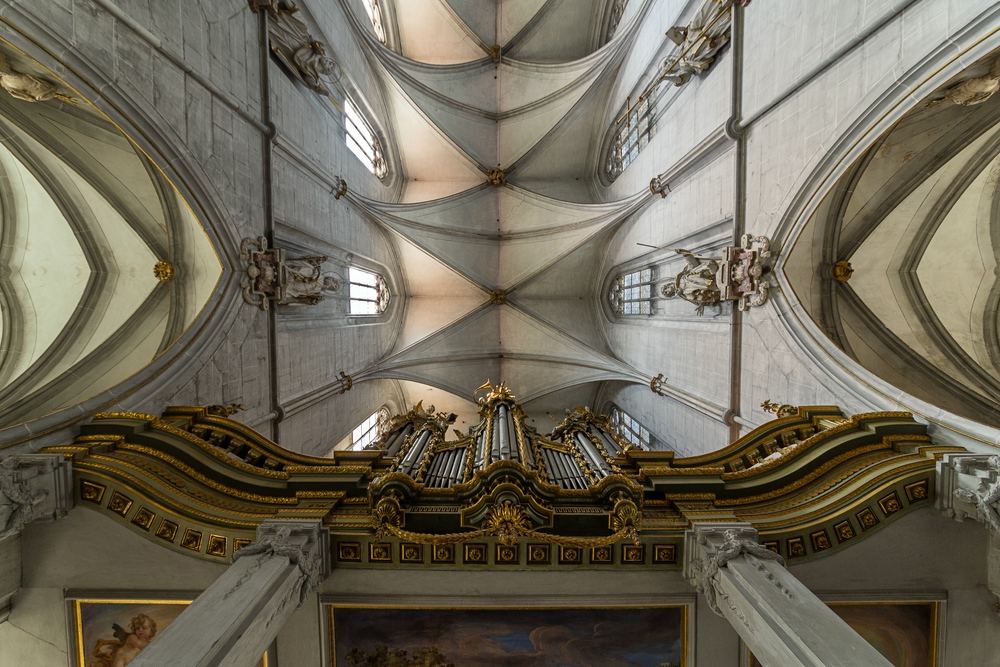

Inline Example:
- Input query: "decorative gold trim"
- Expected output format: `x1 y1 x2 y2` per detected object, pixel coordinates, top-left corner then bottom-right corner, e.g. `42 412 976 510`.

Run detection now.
107 491 133 517
181 528 203 551
206 534 228 557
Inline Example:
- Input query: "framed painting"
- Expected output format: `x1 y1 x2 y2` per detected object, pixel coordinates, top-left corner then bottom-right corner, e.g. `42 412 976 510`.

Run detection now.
327 604 689 667
67 593 271 667
743 595 944 667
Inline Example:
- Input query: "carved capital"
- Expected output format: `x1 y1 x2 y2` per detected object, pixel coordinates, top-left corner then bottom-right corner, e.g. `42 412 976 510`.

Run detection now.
232 520 330 607
939 453 1000 530
0 454 72 541
684 523 784 618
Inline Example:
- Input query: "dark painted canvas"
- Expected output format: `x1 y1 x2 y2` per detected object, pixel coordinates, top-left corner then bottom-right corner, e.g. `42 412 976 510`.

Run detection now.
330 606 685 667
750 602 936 667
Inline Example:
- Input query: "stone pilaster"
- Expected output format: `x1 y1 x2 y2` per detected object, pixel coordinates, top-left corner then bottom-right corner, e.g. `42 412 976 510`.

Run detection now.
684 523 892 667
130 519 329 667
0 454 73 622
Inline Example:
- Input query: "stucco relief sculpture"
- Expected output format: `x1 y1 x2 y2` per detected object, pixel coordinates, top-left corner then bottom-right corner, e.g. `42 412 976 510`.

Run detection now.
688 527 784 618
952 455 1000 531
0 457 48 540
240 237 343 309
660 0 742 87
0 53 60 103
251 0 342 95
660 234 771 314
944 58 1000 106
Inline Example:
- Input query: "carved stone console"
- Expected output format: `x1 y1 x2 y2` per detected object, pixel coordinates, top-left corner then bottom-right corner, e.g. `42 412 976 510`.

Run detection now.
684 523 892 667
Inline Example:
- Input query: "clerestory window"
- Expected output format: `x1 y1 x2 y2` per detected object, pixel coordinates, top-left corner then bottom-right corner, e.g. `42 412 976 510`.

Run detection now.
344 97 387 178
351 407 390 450
349 267 390 315
609 267 654 315
606 96 652 179
609 406 651 450
361 0 387 44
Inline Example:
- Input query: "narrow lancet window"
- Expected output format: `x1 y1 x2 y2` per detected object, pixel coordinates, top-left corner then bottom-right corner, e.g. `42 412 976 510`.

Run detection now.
610 406 651 449
348 267 390 315
362 0 387 44
352 407 389 450
610 268 654 315
344 97 387 178
606 96 652 179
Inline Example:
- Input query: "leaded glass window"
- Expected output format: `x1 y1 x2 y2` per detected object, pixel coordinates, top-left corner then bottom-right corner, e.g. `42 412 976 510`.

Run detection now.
607 96 652 179
351 407 390 450
362 0 387 44
610 268 654 315
344 97 387 178
349 267 390 315
610 406 651 450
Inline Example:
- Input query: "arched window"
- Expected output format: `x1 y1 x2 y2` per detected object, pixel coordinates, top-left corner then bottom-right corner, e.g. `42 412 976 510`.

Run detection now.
344 97 387 178
609 267 654 315
609 406 651 449
351 407 390 450
361 0 387 44
349 266 390 315
606 96 652 179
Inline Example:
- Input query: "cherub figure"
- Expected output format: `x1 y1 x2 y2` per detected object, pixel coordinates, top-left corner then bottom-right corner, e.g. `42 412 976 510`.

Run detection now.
89 614 157 667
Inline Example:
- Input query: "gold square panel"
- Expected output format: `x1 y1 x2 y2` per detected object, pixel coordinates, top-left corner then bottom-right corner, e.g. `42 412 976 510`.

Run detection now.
810 530 832 551
206 534 227 557
181 528 203 551
496 544 519 564
155 518 178 543
107 491 133 517
338 542 362 562
80 480 105 504
904 479 930 503
369 543 392 563
559 546 583 564
653 544 676 564
131 507 155 531
878 491 903 515
856 507 880 530
834 520 855 543
400 543 423 563
463 543 487 564
622 544 645 564
786 537 806 558
590 546 613 564
762 541 780 555
526 544 550 564
234 538 253 553
432 544 454 564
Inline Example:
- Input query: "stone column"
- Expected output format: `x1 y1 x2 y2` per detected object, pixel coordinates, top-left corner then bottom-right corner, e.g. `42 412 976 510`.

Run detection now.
684 523 892 667
0 454 73 622
130 519 330 667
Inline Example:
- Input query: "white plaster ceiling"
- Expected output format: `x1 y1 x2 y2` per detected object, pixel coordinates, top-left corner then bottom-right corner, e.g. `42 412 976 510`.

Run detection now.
0 93 222 426
784 56 1000 426
350 0 656 415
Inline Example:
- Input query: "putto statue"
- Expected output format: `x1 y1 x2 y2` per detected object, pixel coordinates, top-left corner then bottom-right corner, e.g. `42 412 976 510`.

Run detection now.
660 250 720 315
251 0 342 95
660 0 744 87
240 237 343 309
659 234 771 315
944 58 1000 106
0 53 59 102
283 256 342 306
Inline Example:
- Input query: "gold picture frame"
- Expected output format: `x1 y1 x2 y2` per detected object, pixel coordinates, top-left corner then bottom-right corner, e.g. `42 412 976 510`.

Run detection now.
741 594 944 667
67 592 271 667
325 601 692 667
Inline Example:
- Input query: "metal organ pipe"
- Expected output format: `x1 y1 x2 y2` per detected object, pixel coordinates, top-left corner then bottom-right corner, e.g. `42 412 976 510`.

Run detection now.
384 424 414 458
497 405 511 460
597 429 622 457
399 430 431 476
574 432 611 478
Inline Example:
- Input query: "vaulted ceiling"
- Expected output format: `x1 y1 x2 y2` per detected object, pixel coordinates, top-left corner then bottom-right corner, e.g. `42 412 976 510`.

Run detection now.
345 0 663 421
784 50 1000 428
0 79 221 429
